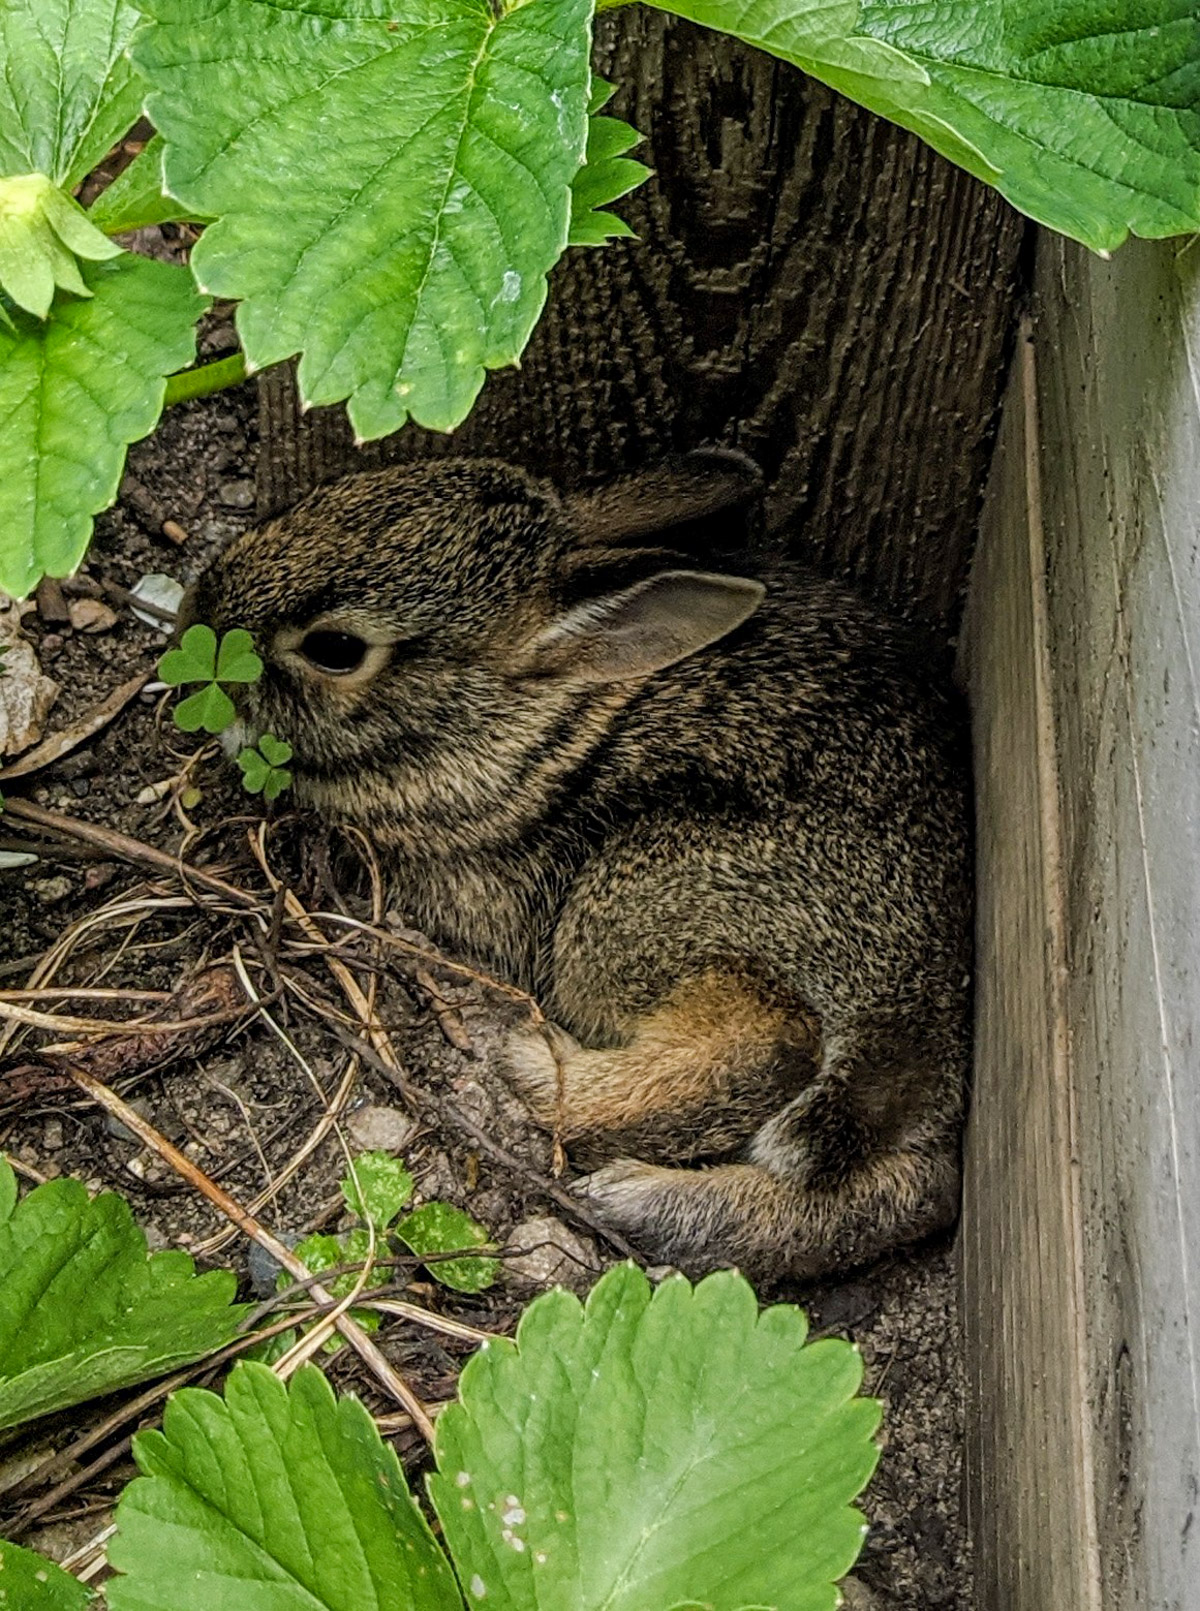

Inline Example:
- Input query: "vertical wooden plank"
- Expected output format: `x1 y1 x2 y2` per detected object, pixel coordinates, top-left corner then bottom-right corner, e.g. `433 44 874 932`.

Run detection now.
964 236 1200 1608
962 328 1100 1611
1034 235 1200 1611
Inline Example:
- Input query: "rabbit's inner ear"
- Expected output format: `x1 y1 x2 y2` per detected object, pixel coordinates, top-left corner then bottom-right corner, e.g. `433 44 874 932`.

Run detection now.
520 570 765 683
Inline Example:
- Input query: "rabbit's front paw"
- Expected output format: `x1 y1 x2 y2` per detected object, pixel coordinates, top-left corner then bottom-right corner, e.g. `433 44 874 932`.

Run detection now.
498 1020 581 1127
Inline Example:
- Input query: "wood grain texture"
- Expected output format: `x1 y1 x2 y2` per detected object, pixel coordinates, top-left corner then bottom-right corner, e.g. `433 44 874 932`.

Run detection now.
1037 234 1200 1611
255 9 1026 632
961 328 1101 1611
963 237 1200 1608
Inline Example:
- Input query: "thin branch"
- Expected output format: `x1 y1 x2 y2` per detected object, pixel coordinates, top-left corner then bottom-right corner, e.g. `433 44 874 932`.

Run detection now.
65 1066 436 1441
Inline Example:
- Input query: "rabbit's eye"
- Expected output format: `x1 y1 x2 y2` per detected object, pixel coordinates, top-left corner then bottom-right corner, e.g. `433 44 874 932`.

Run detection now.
299 629 368 674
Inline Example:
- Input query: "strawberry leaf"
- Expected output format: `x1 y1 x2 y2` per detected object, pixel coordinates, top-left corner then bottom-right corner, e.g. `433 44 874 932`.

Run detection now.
107 1363 464 1611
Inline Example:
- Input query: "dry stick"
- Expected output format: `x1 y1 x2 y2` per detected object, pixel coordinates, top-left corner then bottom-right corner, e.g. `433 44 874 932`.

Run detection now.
0 997 266 1039
248 829 402 1078
65 1066 436 1441
1 799 261 910
0 988 171 1002
413 965 475 1056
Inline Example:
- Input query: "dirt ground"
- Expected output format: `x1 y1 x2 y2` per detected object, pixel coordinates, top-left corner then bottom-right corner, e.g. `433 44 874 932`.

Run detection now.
0 377 973 1608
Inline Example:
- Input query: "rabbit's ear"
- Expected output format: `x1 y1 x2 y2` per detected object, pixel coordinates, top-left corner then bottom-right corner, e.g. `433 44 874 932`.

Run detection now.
520 570 765 683
565 449 763 545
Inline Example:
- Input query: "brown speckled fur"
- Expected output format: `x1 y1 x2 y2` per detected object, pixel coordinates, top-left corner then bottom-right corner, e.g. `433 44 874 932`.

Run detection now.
184 453 972 1281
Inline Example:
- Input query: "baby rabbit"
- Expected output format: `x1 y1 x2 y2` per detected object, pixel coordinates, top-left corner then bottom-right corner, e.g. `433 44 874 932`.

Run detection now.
184 452 972 1281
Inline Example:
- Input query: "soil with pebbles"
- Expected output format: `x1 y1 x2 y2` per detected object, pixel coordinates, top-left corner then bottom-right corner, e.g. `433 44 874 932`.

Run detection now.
0 380 972 1608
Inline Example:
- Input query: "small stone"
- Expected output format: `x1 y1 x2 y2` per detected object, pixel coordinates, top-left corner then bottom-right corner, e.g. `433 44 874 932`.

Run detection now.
105 1097 152 1144
84 863 116 891
42 1118 64 1151
143 1224 170 1251
70 777 89 797
345 1104 419 1155
217 478 255 509
30 875 72 905
67 599 118 633
39 633 64 657
504 1217 599 1289
248 1233 298 1298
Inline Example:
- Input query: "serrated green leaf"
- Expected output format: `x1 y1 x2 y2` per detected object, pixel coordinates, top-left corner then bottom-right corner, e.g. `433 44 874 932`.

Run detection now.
90 136 211 234
214 627 262 684
650 0 1200 250
0 1168 245 1431
569 82 649 248
107 1363 464 1611
0 1 145 191
175 682 235 734
398 1203 499 1294
0 1538 93 1609
132 0 595 439
342 1151 415 1229
0 253 206 599
0 1155 17 1224
158 623 217 686
431 1265 879 1611
0 175 122 319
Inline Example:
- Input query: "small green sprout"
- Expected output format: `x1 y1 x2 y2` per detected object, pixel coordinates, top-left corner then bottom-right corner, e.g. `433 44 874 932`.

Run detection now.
334 1149 499 1295
157 624 262 734
262 1151 499 1359
236 733 292 802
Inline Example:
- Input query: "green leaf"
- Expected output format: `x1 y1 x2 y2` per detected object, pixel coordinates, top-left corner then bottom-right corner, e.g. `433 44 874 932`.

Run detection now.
0 1 145 191
236 741 292 799
398 1203 499 1294
158 624 218 686
89 136 212 234
648 0 1200 250
0 253 206 599
0 174 122 319
176 683 236 734
0 1155 17 1224
0 1538 93 1609
0 1158 246 1431
431 1265 879 1611
214 627 263 685
342 1151 415 1230
132 0 595 439
257 732 292 768
569 81 650 247
107 1363 464 1611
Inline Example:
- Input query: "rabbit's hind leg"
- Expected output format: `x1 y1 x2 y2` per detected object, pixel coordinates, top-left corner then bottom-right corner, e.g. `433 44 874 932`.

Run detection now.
573 1043 962 1280
500 969 820 1165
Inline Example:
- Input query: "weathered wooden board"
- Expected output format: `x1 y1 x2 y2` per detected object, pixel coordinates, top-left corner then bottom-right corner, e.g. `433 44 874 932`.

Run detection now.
963 236 1200 1608
256 9 1026 633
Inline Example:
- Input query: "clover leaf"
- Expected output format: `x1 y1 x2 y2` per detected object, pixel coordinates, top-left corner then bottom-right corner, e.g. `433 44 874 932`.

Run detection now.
158 625 263 737
236 733 292 802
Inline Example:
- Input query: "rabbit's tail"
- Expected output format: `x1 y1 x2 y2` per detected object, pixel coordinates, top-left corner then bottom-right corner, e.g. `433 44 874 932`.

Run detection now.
574 1050 962 1280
